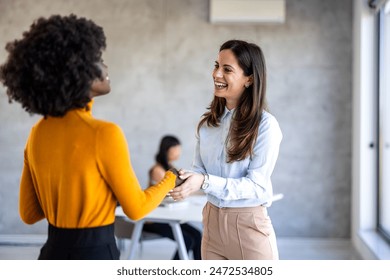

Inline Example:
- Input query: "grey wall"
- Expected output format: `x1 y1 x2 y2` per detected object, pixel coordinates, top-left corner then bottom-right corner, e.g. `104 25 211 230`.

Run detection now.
0 0 352 237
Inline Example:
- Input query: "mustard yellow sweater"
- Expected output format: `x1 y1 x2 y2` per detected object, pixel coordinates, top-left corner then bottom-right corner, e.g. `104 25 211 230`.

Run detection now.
19 100 176 228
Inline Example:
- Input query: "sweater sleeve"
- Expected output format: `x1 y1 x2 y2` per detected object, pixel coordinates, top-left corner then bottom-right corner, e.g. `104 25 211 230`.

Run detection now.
96 123 176 220
19 135 45 224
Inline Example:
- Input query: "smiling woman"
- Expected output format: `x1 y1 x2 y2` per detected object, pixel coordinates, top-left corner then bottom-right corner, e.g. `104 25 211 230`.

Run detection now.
212 49 254 110
170 40 282 260
90 59 111 97
0 14 177 260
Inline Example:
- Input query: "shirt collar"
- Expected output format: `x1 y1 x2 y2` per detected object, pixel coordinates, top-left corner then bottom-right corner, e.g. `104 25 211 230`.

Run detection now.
221 106 235 120
73 99 94 117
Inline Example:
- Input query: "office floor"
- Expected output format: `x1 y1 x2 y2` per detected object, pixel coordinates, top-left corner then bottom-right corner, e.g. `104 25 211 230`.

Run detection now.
0 237 362 260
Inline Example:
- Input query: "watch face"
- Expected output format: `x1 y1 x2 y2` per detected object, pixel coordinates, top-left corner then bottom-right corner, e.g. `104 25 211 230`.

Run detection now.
202 181 209 190
201 174 209 189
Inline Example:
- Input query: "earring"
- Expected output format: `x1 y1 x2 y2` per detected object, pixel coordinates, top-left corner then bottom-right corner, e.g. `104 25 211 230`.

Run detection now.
245 84 249 88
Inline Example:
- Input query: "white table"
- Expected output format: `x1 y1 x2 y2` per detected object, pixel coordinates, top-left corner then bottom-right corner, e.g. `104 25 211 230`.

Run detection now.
115 195 206 260
115 193 283 260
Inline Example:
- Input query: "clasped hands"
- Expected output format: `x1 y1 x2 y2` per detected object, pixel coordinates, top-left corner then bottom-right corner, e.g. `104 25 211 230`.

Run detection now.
168 169 205 201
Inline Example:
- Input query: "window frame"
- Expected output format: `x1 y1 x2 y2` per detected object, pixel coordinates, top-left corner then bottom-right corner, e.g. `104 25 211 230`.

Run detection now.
377 3 390 243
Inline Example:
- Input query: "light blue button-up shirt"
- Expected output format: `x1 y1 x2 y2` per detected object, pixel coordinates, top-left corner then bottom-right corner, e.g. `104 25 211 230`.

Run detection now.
191 107 282 208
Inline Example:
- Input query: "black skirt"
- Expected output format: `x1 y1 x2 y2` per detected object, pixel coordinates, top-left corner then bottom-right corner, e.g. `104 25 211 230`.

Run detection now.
38 223 120 260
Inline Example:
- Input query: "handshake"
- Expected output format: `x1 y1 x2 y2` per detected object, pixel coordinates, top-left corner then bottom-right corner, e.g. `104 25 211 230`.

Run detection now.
169 168 186 187
168 168 204 200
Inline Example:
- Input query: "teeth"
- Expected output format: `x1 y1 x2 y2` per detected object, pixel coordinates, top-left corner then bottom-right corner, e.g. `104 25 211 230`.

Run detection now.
215 82 227 88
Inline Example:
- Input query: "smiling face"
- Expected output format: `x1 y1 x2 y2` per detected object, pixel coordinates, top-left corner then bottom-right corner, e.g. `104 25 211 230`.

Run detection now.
212 49 252 110
90 58 111 98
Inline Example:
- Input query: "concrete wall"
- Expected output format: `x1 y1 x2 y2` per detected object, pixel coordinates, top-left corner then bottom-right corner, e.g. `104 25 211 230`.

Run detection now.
0 0 353 237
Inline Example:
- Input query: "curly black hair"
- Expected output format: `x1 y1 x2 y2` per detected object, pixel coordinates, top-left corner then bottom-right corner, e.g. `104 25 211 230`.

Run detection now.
0 14 106 116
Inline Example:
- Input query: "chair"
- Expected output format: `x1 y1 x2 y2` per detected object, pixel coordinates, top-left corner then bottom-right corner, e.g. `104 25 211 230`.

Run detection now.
114 216 164 258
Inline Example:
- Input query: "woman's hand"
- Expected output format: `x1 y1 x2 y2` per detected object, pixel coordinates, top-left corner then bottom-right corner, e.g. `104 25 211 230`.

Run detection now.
169 171 205 200
168 168 186 187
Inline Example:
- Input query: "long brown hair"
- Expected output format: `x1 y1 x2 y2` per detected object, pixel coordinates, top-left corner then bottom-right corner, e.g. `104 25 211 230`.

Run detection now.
197 40 268 162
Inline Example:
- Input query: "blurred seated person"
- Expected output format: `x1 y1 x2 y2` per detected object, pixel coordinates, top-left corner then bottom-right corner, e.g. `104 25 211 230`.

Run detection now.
143 135 202 260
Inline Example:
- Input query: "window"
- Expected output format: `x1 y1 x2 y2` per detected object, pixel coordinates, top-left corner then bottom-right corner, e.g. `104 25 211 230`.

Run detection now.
378 1 390 242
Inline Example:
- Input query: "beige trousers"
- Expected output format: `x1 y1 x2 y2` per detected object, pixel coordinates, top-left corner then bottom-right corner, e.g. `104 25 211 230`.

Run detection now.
201 202 279 260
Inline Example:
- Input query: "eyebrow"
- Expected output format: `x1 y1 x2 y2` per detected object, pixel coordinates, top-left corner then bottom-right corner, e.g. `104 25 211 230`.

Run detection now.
215 61 234 69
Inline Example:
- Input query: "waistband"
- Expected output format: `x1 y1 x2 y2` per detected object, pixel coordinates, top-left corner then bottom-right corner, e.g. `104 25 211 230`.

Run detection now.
46 223 116 248
207 201 267 214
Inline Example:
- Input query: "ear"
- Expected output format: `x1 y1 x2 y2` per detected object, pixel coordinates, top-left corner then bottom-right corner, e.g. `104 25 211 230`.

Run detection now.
245 75 253 88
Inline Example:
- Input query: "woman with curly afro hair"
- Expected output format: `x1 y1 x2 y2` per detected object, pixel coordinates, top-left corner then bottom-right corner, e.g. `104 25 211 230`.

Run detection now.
0 14 178 260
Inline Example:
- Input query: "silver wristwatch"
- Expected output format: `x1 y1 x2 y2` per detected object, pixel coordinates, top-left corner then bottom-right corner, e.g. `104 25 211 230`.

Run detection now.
201 173 209 190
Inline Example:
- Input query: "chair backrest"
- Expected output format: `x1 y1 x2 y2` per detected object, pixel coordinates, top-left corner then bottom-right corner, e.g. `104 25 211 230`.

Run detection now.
114 216 163 241
114 216 136 239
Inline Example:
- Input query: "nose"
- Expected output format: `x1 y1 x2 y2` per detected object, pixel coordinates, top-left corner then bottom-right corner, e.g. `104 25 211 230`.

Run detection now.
214 68 223 79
